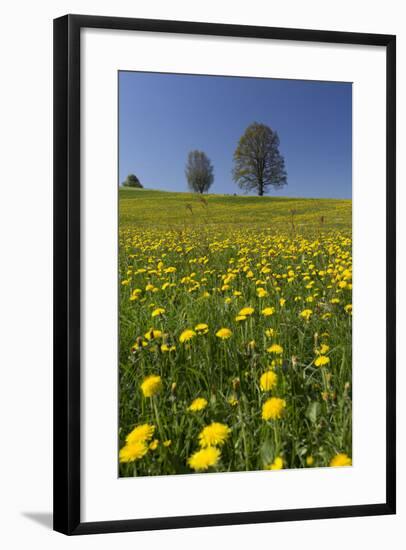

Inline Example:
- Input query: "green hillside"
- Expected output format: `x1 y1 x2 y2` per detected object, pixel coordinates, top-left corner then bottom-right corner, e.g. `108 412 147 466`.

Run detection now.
119 188 351 233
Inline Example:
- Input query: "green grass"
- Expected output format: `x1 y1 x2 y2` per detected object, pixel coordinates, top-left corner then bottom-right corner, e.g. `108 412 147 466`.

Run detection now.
119 188 351 232
118 188 352 476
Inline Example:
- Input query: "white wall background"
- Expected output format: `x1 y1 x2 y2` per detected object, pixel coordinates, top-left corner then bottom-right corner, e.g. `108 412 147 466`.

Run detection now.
0 0 404 547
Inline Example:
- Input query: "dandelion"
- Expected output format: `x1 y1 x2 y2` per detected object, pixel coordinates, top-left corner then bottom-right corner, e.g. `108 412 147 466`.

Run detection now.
300 309 313 321
344 304 352 314
265 456 284 470
262 397 286 420
151 307 165 317
279 298 286 307
257 288 268 298
188 446 221 471
238 306 254 317
216 328 232 339
267 344 283 355
314 355 330 367
179 329 196 343
131 337 148 352
260 370 278 391
149 439 159 450
316 343 330 355
195 323 209 335
265 328 275 338
140 374 162 397
161 343 176 352
329 453 352 467
119 440 148 463
199 422 231 447
261 307 275 316
163 440 172 447
125 423 155 445
235 315 247 322
306 455 314 466
144 328 163 341
188 397 208 412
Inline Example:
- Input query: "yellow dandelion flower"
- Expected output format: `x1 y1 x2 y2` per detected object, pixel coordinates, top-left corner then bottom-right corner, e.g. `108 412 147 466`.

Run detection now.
260 370 278 391
306 455 314 466
314 355 330 367
279 298 286 307
257 287 268 298
261 307 275 316
216 328 232 339
300 309 313 321
163 440 172 447
164 266 176 273
125 423 155 445
344 304 352 314
329 453 352 467
131 338 148 352
119 440 148 463
316 343 330 355
199 422 231 447
144 328 163 341
161 343 176 352
265 456 284 470
149 439 159 450
195 323 209 335
188 397 208 412
151 307 165 317
238 306 254 317
267 343 283 354
265 328 275 337
179 329 196 343
140 374 162 397
188 446 221 471
235 315 247 322
262 397 286 421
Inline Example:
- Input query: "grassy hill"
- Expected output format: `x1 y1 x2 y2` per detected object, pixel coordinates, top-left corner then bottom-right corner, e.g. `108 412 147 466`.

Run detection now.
119 188 351 233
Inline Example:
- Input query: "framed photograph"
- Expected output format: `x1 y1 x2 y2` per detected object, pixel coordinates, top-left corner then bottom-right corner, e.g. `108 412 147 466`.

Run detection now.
53 14 396 535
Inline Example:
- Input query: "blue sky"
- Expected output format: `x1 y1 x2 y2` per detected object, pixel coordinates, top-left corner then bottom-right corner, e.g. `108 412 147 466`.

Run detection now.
119 71 352 199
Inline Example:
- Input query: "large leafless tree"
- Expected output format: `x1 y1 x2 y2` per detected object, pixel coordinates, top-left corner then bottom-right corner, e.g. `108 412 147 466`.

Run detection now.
185 150 214 194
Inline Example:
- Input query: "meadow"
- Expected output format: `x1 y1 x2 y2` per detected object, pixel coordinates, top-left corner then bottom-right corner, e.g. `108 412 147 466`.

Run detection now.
118 188 352 476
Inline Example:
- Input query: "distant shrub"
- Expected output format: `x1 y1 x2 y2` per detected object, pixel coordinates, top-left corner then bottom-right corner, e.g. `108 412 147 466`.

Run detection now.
122 174 143 188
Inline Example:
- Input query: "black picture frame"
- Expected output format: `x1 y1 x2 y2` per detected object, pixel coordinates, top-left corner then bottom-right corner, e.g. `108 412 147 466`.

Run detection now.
53 14 396 535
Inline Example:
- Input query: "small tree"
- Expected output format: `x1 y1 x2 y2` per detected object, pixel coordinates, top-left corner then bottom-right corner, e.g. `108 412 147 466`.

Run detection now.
232 122 287 196
122 173 143 188
185 150 214 194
